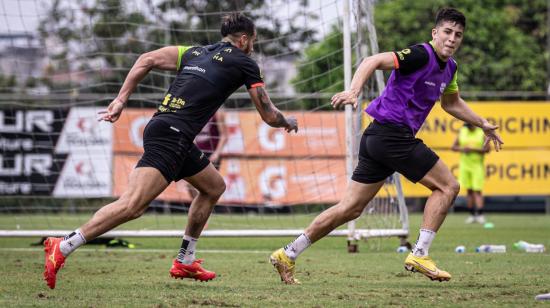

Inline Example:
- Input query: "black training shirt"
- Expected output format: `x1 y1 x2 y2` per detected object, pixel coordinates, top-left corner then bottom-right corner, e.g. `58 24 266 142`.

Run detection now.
154 41 264 141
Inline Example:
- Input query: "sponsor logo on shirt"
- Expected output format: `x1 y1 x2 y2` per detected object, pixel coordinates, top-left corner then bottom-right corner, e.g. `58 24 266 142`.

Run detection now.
424 81 436 87
183 65 206 74
440 82 447 94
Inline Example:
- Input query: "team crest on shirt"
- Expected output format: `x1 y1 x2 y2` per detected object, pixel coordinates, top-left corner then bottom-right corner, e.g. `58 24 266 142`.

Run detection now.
440 82 447 94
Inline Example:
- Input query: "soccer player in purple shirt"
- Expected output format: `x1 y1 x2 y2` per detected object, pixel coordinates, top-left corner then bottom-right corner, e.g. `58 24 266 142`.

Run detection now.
271 8 503 284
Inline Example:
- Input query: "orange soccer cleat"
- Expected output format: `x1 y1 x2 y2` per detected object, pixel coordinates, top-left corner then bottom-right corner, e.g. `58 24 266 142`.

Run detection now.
43 237 66 289
169 259 216 282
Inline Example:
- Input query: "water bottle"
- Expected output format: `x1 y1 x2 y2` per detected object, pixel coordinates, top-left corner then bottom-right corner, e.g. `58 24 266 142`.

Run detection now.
455 245 465 253
514 241 545 253
396 246 409 253
525 244 545 253
476 245 506 253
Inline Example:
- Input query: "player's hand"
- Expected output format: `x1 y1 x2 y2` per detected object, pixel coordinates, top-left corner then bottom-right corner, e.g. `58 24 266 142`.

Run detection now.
285 116 298 133
481 121 504 152
331 90 359 109
462 146 472 154
209 152 220 163
97 98 125 123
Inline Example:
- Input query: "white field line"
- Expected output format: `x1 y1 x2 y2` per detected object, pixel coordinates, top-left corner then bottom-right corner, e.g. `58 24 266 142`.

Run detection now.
0 247 271 254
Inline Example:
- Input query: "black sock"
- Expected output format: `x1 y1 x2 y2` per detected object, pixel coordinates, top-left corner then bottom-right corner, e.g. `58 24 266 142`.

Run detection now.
176 239 190 262
477 208 484 215
469 207 476 216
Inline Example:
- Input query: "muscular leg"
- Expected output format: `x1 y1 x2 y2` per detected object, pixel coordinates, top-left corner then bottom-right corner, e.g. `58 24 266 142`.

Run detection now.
80 167 170 240
473 191 484 210
418 159 460 232
305 180 385 243
466 189 474 211
183 164 226 238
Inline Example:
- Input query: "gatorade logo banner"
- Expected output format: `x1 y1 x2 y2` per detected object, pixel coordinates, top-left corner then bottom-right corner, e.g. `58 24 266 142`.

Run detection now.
113 109 346 157
219 159 347 205
112 155 192 202
112 156 346 204
223 111 346 157
113 109 155 153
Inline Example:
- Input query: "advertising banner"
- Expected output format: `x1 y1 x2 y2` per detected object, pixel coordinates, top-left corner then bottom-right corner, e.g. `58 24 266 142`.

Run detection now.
52 152 112 197
401 149 550 197
112 156 346 204
219 158 346 205
112 109 155 154
224 111 346 157
112 155 192 202
0 109 68 195
53 107 112 197
416 102 550 149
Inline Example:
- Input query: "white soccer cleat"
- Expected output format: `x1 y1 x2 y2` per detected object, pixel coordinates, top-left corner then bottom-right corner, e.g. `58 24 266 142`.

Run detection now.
475 215 486 224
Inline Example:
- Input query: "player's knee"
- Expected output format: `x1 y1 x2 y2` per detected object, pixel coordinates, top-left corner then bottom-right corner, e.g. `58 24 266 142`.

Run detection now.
199 179 226 200
118 197 147 221
340 202 364 221
348 208 363 220
444 180 460 198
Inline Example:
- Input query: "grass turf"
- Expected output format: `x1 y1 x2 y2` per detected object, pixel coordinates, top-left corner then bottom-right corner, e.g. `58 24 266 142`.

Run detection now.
1 213 549 307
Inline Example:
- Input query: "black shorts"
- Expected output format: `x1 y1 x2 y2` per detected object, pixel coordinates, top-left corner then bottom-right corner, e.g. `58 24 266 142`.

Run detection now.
351 120 439 184
136 118 211 183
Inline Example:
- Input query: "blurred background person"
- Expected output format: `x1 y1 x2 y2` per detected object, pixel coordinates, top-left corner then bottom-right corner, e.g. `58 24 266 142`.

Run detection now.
194 110 228 171
452 122 490 224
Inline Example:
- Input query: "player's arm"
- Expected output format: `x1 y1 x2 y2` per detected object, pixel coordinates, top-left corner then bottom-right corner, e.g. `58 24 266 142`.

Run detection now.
98 46 179 122
248 86 298 133
441 92 503 151
331 52 395 109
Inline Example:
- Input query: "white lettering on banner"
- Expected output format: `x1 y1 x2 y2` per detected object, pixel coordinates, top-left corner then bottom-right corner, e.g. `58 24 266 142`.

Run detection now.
130 116 150 148
0 182 32 194
27 111 54 132
259 166 287 200
0 138 33 151
0 154 52 176
25 154 52 176
0 110 53 132
258 123 284 151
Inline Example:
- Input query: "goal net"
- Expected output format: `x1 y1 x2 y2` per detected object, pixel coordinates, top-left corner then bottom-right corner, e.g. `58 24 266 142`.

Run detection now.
0 0 408 245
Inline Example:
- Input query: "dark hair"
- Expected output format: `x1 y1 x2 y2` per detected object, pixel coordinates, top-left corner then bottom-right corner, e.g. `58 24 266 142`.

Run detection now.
435 8 466 28
220 12 255 37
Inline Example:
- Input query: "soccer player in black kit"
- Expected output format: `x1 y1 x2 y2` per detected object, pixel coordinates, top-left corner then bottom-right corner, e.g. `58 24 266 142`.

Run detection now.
43 13 298 289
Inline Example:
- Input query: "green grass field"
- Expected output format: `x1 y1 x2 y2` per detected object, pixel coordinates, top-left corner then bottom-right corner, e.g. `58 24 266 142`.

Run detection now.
1 213 549 307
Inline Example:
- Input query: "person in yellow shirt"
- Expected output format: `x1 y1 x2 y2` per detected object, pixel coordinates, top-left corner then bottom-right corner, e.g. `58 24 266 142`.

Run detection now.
452 122 490 223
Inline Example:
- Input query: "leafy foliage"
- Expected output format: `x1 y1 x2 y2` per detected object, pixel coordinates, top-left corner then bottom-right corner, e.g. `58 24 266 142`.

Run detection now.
294 0 548 96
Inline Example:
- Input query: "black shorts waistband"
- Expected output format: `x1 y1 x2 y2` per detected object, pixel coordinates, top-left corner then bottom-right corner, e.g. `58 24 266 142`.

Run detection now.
368 120 414 137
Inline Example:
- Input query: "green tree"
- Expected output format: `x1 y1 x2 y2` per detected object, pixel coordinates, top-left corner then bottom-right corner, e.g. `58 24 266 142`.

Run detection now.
293 1 548 98
39 0 154 94
374 0 547 92
152 0 317 55
291 26 344 109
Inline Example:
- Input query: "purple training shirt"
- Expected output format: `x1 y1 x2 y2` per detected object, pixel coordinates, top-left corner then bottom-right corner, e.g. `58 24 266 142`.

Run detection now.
366 43 457 135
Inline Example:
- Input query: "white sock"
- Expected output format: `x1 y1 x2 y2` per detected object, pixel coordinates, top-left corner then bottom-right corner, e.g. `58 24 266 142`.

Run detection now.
176 235 198 264
60 229 87 257
412 229 436 257
283 233 311 260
